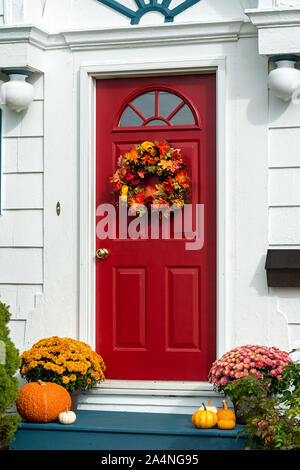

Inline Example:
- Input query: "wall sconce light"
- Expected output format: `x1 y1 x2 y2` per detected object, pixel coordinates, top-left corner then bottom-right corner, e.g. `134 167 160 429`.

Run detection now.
268 55 300 103
0 69 35 112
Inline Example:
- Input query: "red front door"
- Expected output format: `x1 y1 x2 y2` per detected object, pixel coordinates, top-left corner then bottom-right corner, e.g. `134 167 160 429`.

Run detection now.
96 74 216 381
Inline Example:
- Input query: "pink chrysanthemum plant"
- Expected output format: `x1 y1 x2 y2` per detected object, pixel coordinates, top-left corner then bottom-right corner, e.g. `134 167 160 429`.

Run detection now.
208 345 292 395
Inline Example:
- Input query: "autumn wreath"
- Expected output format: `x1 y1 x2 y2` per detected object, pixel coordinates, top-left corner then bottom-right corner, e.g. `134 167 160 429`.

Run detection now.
111 141 191 214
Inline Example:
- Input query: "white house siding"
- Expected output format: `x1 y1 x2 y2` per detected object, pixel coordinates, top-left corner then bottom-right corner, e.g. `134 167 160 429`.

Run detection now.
254 0 300 356
0 1 3 25
0 0 299 412
0 73 44 353
268 94 300 355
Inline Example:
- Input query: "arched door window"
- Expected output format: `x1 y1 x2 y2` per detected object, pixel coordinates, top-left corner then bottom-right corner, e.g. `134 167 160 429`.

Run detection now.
118 88 200 128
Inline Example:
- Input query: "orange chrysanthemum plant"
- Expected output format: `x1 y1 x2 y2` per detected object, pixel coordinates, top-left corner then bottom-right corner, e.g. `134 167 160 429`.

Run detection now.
111 140 191 216
19 337 106 392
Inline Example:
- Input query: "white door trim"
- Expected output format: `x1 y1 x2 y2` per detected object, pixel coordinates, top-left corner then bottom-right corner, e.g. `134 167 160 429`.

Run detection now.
79 57 226 394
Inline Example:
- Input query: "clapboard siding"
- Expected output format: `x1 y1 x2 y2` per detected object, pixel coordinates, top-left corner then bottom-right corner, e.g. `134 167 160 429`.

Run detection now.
269 93 300 129
27 74 44 101
0 70 44 354
2 137 44 173
269 128 300 168
269 168 300 207
269 102 300 242
0 248 43 284
2 173 43 209
0 0 3 24
0 210 43 247
0 284 43 319
269 207 300 246
268 90 300 355
2 101 44 138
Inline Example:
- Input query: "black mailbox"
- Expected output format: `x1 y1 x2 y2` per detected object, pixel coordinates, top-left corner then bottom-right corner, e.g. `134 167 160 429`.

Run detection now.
265 249 300 287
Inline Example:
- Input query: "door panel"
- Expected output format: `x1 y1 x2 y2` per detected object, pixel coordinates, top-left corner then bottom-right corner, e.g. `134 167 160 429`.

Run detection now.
96 74 216 381
166 267 201 350
113 267 147 350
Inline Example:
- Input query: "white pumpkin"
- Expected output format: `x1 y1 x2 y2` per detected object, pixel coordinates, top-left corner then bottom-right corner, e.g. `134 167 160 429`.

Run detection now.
58 409 77 425
198 399 218 414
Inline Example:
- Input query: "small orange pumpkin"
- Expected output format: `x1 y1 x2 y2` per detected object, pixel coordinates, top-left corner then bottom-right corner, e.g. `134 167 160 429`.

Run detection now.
217 417 236 430
192 403 218 429
216 400 236 430
217 400 236 422
16 380 71 423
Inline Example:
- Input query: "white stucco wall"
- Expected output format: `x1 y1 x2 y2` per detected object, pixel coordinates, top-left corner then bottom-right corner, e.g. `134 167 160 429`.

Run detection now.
0 1 300 410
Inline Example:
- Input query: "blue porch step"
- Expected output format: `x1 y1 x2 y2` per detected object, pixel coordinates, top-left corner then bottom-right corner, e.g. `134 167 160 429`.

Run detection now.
10 410 247 450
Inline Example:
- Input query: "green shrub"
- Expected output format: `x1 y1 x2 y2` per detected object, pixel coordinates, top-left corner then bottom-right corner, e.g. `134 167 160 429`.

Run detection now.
0 302 21 449
237 350 300 450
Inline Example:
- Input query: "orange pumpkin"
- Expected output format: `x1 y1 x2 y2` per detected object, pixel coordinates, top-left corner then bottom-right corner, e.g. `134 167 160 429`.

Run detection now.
217 417 236 430
192 403 218 429
217 400 236 422
16 380 71 423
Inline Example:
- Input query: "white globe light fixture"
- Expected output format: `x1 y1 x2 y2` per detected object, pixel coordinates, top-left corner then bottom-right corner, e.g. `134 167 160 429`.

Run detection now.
268 55 300 104
1 69 35 112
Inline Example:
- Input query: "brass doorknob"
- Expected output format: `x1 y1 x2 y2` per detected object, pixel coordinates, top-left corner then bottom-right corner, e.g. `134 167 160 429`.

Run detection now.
96 248 109 260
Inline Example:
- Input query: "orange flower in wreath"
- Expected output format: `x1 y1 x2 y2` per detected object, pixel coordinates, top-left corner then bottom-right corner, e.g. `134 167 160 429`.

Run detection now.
129 191 146 206
153 198 170 207
112 179 122 191
163 176 175 194
175 170 191 189
157 142 170 157
124 149 140 165
141 153 159 166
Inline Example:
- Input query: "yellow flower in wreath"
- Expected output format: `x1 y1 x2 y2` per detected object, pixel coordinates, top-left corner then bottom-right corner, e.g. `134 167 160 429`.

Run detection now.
141 141 156 156
171 199 184 208
120 184 129 201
